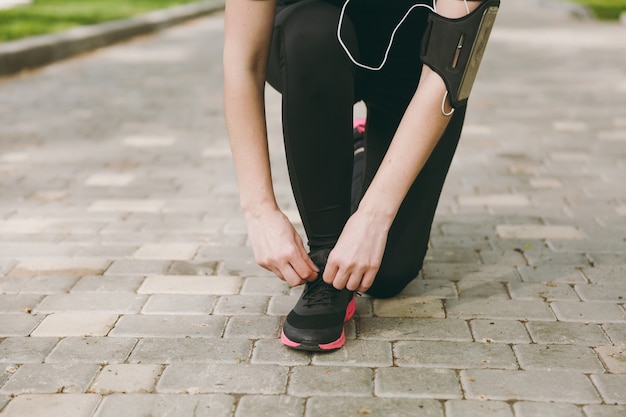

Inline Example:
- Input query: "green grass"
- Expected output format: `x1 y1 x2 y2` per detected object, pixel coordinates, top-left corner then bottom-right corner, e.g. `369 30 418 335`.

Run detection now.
567 0 626 19
0 0 204 42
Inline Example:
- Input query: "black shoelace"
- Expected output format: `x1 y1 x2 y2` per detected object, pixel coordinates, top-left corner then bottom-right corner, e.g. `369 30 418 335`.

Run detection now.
302 279 338 307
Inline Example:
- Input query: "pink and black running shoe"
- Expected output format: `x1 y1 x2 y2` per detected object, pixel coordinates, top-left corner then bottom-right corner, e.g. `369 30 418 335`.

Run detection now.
281 277 356 351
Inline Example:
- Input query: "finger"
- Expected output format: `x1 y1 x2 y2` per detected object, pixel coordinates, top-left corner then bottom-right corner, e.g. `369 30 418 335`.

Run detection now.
322 262 339 285
357 270 377 293
346 271 364 292
290 252 319 281
331 268 350 291
280 263 307 287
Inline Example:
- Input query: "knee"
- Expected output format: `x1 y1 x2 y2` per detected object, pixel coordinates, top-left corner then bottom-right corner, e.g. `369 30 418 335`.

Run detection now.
365 264 423 299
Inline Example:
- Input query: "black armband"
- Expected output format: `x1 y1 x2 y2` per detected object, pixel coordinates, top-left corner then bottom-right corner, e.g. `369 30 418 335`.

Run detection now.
420 0 500 108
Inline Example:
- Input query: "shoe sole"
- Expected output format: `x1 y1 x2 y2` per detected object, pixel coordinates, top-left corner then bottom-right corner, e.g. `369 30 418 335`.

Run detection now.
280 296 357 352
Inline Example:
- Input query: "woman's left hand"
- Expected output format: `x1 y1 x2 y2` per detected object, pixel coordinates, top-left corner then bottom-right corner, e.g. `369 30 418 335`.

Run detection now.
322 210 391 293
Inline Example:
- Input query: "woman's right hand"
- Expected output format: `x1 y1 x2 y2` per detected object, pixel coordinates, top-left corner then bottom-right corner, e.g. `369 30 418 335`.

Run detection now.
245 207 319 287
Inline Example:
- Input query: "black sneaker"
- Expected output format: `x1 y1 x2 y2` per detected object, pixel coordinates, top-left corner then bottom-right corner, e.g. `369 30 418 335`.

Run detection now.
281 276 356 351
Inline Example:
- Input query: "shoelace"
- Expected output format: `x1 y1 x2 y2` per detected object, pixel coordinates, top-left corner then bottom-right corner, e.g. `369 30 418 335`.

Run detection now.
302 279 338 307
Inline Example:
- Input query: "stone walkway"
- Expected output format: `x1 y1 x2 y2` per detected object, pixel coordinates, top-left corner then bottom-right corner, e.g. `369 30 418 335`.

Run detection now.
0 1 625 416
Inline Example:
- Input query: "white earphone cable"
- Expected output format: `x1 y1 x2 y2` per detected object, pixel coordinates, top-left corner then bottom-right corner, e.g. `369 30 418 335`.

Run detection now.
337 0 470 115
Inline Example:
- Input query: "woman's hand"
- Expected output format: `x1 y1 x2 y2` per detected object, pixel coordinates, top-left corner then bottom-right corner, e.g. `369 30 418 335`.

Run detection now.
322 210 391 293
245 207 319 287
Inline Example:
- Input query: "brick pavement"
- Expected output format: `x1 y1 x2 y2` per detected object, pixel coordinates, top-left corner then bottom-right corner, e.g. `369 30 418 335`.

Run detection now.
0 0 625 416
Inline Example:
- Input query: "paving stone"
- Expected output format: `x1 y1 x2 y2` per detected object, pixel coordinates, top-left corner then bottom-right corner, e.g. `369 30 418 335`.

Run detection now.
31 313 118 337
129 338 251 364
422 263 520 282
0 396 8 412
0 363 100 394
89 364 162 394
240 277 290 295
458 194 531 207
445 400 513 417
582 266 626 284
526 322 610 346
105 260 172 276
394 341 518 369
34 292 147 314
373 296 444 318
457 281 509 299
94 394 235 417
496 225 585 240
71 275 145 292
470 320 531 344
551 301 626 323
583 405 626 417
109 315 226 338
88 199 165 213
0 275 78 294
311 340 392 367
0 394 101 417
478 249 528 266
357 318 472 341
397 279 457 299
429 235 492 250
446 299 555 321
0 295 43 313
141 294 216 315
513 344 605 373
45 337 136 364
167 260 219 276
266 295 300 316
132 243 199 260
157 363 288 394
375 367 462 399
8 259 110 277
424 248 482 264
518 265 588 283
305 397 443 417
595 345 626 374
251 339 311 366
223 316 281 339
575 284 626 302
513 402 584 417
0 365 16 388
138 275 242 295
508 282 579 301
590 374 626 404
603 324 626 345
0 337 58 363
523 251 590 267
289 366 372 397
460 370 601 403
235 395 303 417
0 314 44 337
212 295 268 316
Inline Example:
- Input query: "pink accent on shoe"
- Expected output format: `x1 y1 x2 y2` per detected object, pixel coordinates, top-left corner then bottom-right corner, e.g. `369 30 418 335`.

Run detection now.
318 329 346 350
344 296 356 322
353 118 366 134
280 330 301 348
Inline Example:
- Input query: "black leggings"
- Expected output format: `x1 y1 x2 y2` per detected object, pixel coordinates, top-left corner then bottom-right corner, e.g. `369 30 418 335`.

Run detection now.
267 0 466 298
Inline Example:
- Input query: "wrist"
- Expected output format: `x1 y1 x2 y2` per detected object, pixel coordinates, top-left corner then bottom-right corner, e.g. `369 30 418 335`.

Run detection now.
354 196 396 229
241 199 279 219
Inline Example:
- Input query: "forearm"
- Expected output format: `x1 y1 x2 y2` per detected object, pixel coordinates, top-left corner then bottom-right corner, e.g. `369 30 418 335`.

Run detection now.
357 0 483 223
224 74 277 215
357 67 451 223
223 0 277 215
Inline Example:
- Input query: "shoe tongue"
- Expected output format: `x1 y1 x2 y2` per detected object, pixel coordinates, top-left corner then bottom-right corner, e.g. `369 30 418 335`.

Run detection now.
303 279 336 307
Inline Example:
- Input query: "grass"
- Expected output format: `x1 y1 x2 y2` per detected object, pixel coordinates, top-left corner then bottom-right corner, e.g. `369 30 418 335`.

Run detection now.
567 0 626 19
0 0 206 42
